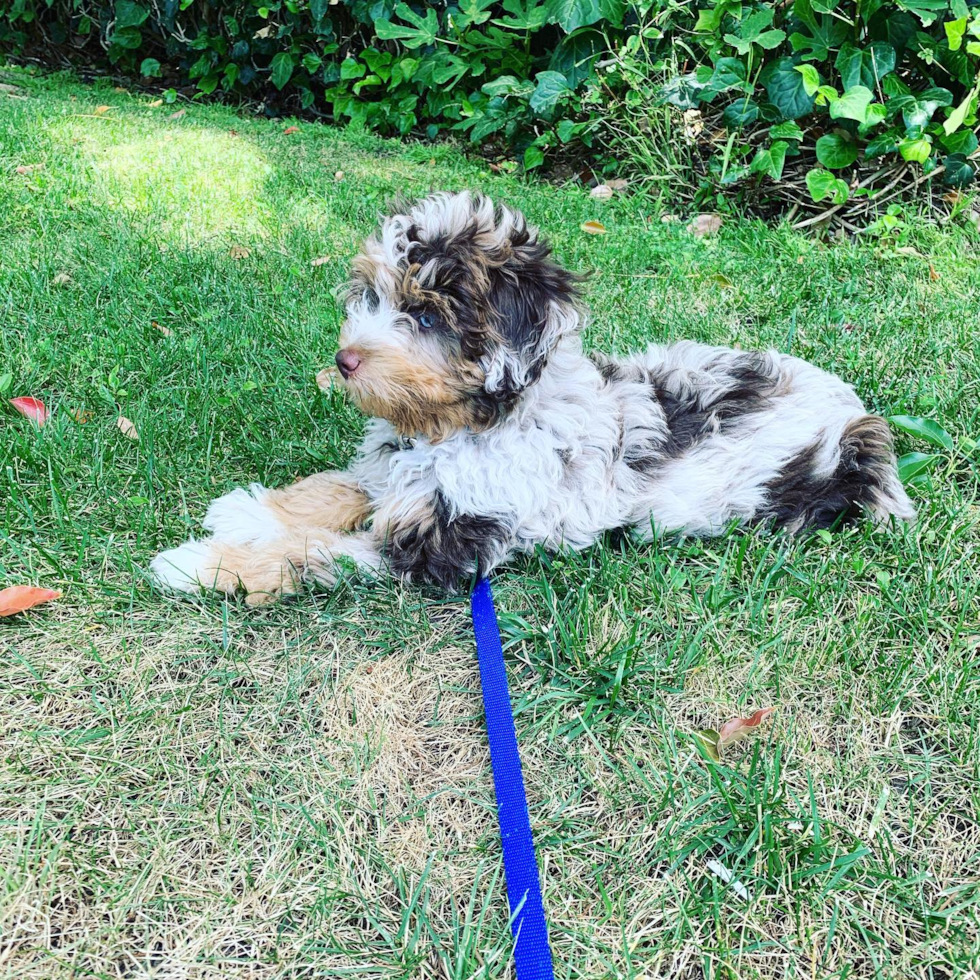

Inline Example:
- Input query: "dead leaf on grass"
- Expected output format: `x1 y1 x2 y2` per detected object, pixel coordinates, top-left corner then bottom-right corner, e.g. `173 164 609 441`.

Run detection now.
152 321 173 336
9 396 48 426
689 213 723 237
117 416 139 440
148 99 163 108
283 125 299 135
94 105 111 115
169 108 186 120
14 164 43 175
590 184 613 200
695 707 776 762
310 256 331 267
580 220 607 235
51 271 73 286
229 245 251 260
0 586 61 617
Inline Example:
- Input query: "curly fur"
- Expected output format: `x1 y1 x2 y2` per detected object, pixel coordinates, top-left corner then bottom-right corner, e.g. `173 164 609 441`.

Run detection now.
152 191 914 601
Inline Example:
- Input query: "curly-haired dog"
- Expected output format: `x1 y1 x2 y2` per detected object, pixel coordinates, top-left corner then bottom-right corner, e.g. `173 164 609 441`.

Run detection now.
151 192 914 603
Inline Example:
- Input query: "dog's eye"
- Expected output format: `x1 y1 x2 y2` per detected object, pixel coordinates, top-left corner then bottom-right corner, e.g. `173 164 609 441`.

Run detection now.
417 311 438 332
364 288 379 312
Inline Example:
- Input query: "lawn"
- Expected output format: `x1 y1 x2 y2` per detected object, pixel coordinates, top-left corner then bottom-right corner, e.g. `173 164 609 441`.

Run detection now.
1 67 978 980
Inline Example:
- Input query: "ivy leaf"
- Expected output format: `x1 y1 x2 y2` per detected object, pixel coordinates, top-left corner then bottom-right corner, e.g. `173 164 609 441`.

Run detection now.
888 415 954 451
815 132 858 168
835 42 896 90
806 168 850 203
115 0 149 29
770 120 805 140
723 97 760 127
708 57 750 95
944 15 968 49
865 130 901 157
140 57 162 77
750 140 789 180
270 52 295 90
524 144 545 170
766 57 816 119
896 0 949 26
376 3 440 48
943 81 980 136
941 129 978 154
795 63 821 96
529 70 571 113
724 9 786 54
546 0 617 33
899 136 932 163
829 84 873 123
943 153 977 187
890 87 953 130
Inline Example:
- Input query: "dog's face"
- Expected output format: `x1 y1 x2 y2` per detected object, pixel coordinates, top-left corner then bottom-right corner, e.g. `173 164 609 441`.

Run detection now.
335 192 579 440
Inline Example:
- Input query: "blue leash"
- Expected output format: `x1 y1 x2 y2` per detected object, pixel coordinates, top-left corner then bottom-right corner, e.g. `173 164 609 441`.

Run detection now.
470 578 555 980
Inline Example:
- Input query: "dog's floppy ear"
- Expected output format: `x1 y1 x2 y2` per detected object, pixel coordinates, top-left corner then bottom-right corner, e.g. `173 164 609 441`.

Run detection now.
481 227 581 400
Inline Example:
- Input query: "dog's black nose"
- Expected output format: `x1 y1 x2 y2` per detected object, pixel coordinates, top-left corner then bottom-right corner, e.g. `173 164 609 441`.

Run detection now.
335 349 362 379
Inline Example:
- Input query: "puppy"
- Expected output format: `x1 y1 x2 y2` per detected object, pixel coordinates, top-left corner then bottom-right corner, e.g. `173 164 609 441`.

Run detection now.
151 192 914 603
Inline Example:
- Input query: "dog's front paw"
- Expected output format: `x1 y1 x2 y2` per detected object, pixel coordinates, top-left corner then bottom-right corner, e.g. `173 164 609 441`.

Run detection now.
202 484 284 545
150 539 216 593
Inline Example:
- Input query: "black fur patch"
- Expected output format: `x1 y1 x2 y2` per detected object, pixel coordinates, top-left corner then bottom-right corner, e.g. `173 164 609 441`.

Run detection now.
764 416 893 529
593 351 778 470
384 492 511 589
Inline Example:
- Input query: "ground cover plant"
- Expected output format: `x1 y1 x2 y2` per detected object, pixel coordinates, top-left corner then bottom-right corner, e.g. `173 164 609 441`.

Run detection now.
3 0 980 222
1 70 979 978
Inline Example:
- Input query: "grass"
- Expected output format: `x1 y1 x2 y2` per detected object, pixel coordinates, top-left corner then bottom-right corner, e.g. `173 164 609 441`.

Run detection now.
1 66 978 980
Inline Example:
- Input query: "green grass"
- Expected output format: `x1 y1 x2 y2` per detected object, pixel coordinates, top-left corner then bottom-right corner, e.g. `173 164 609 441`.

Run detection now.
1 67 979 980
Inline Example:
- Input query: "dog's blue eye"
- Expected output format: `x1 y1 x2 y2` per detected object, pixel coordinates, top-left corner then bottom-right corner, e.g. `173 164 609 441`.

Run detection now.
418 312 435 331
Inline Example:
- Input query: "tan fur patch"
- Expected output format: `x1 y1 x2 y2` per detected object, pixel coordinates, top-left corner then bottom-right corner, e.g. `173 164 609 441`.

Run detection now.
265 473 372 533
338 344 491 442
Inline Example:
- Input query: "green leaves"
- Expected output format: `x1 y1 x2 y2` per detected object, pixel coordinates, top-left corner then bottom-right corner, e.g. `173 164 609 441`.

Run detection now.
890 87 953 129
750 139 789 180
376 3 440 48
943 153 977 186
896 0 949 26
889 415 954 451
816 132 859 168
835 42 896 90
270 52 295 90
766 57 816 119
546 0 621 33
724 9 786 54
529 70 571 112
806 168 850 202
829 85 874 123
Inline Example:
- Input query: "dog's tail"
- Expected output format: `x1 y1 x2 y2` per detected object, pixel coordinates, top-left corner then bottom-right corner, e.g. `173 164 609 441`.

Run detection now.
766 415 915 532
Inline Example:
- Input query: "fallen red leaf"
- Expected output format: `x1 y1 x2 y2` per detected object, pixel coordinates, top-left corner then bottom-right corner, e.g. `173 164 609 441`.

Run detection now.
0 586 61 617
929 265 940 282
283 125 299 135
718 707 776 743
10 396 48 426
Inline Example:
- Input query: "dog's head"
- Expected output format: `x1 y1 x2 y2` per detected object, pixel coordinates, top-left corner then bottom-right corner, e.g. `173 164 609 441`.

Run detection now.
334 191 580 440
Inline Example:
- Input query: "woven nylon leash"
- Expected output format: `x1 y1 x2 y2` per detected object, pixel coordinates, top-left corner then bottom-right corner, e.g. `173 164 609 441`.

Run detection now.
470 577 555 980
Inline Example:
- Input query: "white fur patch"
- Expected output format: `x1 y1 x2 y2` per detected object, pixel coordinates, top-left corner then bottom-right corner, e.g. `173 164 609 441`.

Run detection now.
150 539 213 593
202 484 284 545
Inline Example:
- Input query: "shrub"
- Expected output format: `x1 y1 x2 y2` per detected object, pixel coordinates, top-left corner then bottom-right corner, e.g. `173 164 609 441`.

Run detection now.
2 0 978 205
